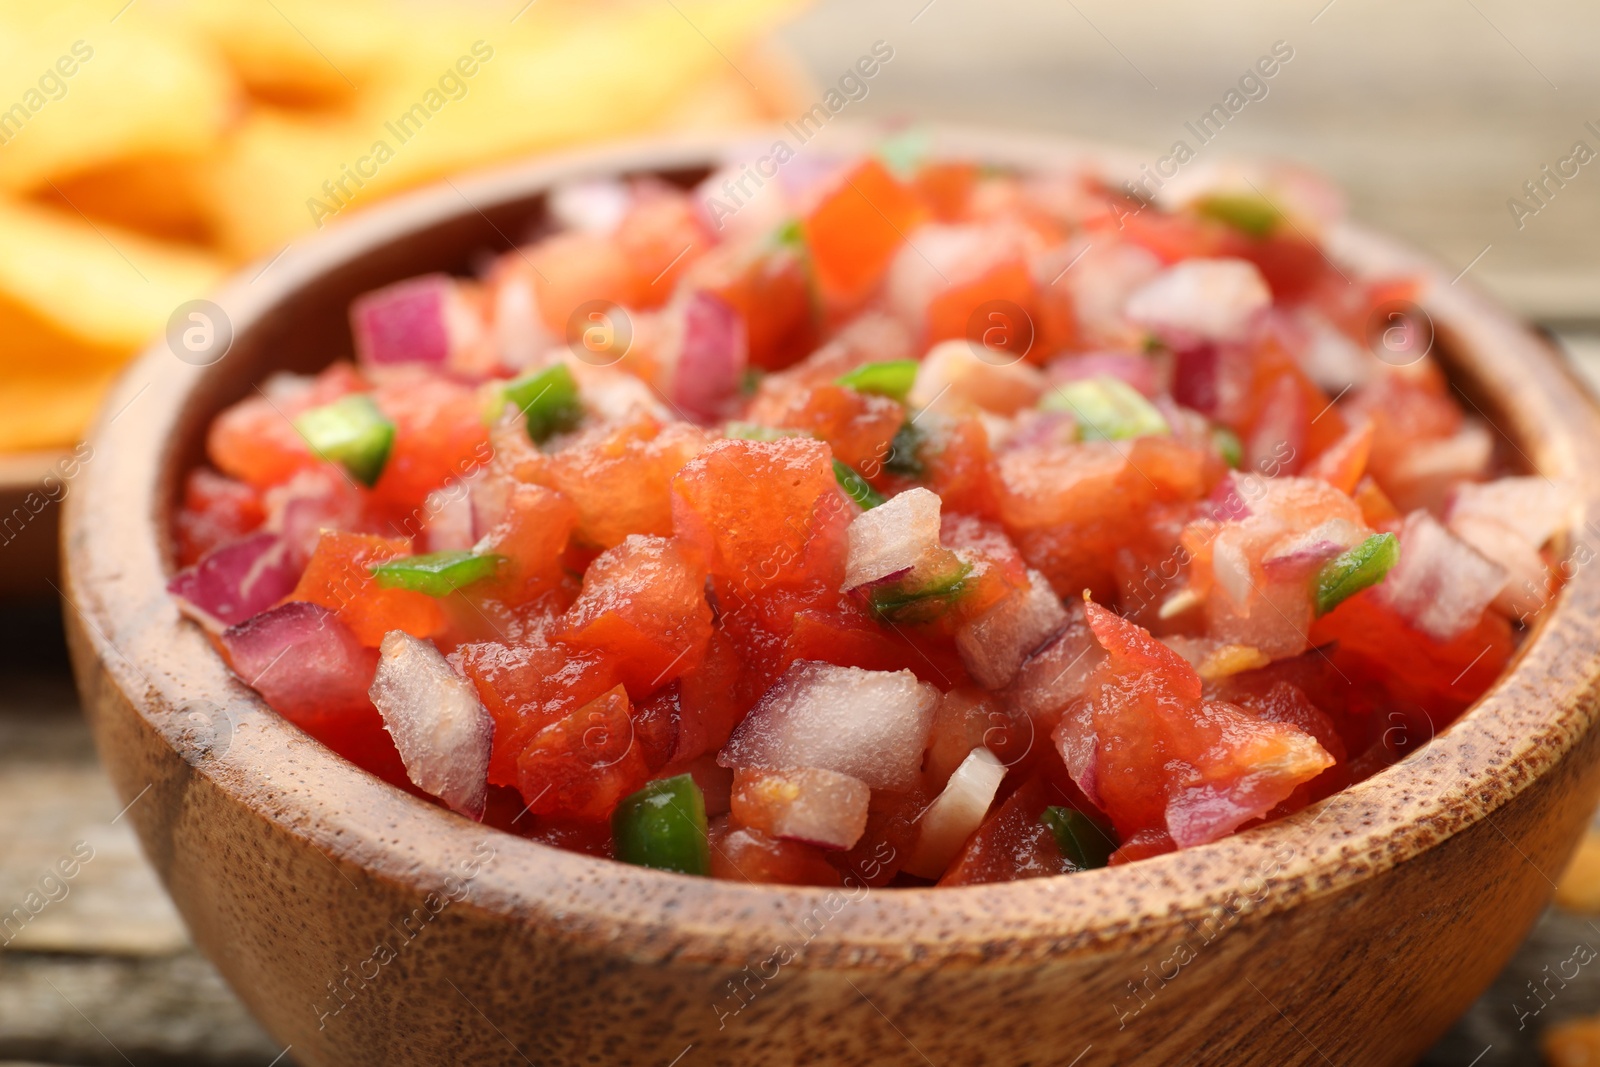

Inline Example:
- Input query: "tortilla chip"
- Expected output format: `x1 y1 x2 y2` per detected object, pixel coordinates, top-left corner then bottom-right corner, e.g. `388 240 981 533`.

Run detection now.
0 5 233 194
0 197 223 351
34 153 215 245
197 0 808 258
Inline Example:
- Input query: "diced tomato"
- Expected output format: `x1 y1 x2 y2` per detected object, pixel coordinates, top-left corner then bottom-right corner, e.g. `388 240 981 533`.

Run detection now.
516 683 650 821
1089 207 1220 264
709 820 842 886
940 777 1069 886
538 414 710 549
923 686 1033 790
1343 365 1465 500
693 240 819 371
175 468 265 566
1001 438 1206 600
526 230 642 334
920 414 1002 521
450 639 621 787
1304 420 1374 494
671 437 849 597
559 535 712 696
913 162 979 222
1075 601 1333 848
1353 475 1401 526
744 381 903 474
631 685 681 772
827 788 931 887
476 484 578 605
1309 587 1515 723
617 184 711 307
288 531 444 646
1218 229 1329 304
668 629 746 764
801 158 926 309
925 257 1036 350
368 369 492 515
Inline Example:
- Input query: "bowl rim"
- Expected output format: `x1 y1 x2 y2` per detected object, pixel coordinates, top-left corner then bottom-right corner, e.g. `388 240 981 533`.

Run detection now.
62 122 1600 970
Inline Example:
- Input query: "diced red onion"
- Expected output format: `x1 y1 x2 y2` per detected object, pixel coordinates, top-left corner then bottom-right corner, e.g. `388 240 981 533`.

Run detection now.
1373 510 1508 642
1006 607 1105 723
423 484 476 553
1260 519 1366 580
843 487 944 591
670 291 748 422
547 178 631 235
909 339 1047 416
1447 476 1568 549
718 661 938 792
903 747 1007 879
265 467 365 567
1172 342 1222 416
735 766 870 851
351 274 462 369
1051 700 1101 809
168 532 300 632
1211 535 1255 608
1124 258 1271 346
220 601 377 722
956 569 1068 689
1046 351 1160 398
369 631 492 819
1446 477 1567 618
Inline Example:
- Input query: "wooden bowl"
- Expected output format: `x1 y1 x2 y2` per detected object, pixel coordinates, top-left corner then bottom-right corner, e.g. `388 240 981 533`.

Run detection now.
63 127 1600 1066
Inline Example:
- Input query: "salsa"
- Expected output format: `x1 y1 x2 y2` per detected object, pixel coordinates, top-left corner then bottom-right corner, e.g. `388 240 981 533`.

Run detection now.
169 146 1566 886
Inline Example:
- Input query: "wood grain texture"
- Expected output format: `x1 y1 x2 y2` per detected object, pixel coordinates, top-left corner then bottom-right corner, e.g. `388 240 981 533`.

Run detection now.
60 126 1600 1066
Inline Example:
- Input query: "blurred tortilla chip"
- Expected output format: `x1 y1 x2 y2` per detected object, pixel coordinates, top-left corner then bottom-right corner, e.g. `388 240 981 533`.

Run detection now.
169 0 410 109
36 153 214 245
0 197 223 449
198 0 809 258
0 197 223 349
0 5 234 194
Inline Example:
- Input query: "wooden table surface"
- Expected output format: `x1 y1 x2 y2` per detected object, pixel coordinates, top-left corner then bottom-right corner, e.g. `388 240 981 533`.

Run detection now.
6 1 1600 1062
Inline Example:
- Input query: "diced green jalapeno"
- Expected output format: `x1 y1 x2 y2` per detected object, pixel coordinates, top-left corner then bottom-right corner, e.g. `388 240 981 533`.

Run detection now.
293 393 395 488
867 558 973 623
1314 532 1400 617
772 217 804 249
885 422 924 478
1212 426 1244 469
1040 806 1115 870
612 774 710 876
371 550 504 597
504 364 582 443
1195 193 1282 239
836 360 919 403
833 459 885 509
877 126 931 178
1042 376 1169 442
